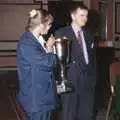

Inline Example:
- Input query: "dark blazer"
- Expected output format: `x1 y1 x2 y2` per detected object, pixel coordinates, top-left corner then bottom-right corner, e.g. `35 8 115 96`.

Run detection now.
55 26 96 93
17 32 58 113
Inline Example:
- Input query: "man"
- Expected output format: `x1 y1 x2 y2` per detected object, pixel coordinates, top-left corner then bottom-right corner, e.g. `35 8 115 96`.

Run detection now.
55 3 96 120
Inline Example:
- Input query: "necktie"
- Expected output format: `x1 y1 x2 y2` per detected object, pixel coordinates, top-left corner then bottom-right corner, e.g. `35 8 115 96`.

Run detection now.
77 30 89 64
77 30 83 52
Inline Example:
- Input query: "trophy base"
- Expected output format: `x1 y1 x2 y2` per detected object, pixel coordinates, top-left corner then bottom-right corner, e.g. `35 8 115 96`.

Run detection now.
56 81 73 94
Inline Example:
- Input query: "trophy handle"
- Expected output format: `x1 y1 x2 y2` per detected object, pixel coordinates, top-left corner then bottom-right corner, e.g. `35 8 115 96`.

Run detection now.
53 45 56 54
66 41 71 64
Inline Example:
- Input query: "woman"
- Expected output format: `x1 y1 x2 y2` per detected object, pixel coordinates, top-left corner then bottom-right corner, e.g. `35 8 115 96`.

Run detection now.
17 8 58 120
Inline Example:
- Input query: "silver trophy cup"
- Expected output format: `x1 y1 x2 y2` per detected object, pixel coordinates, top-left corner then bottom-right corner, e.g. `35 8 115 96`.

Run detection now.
54 38 73 94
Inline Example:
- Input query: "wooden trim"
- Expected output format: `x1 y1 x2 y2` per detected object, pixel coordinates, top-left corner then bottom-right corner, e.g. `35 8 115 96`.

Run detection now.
99 1 108 40
0 42 17 51
107 1 113 41
0 66 16 68
0 40 18 42
33 0 42 4
41 3 48 5
115 2 120 34
0 55 16 57
0 50 16 52
0 3 41 5
0 56 16 67
90 0 99 10
0 67 17 71
98 0 113 41
99 41 113 47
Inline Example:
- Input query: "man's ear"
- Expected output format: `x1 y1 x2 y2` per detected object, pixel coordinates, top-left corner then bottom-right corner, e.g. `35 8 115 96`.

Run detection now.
71 13 75 21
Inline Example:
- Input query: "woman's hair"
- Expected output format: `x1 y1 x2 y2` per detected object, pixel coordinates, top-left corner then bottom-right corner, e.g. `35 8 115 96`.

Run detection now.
26 8 53 31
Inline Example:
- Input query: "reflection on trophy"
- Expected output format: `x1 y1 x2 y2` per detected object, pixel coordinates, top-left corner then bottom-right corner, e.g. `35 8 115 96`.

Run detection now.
54 37 73 94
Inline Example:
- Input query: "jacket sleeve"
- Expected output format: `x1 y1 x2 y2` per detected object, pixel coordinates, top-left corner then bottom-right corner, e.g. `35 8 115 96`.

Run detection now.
18 42 58 71
54 29 64 38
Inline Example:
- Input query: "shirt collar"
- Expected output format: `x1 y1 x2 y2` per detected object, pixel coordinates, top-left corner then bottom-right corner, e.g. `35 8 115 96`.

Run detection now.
37 35 46 47
71 22 82 37
71 22 82 32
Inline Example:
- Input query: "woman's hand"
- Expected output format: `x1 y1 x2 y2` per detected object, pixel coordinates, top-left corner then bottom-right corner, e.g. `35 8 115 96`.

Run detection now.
46 34 55 53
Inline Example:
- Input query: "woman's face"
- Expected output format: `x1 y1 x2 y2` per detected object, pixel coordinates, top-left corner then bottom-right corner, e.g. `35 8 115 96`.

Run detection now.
39 20 52 35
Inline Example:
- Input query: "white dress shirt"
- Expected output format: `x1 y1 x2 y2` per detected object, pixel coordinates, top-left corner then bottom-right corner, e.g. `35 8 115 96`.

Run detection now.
37 35 48 52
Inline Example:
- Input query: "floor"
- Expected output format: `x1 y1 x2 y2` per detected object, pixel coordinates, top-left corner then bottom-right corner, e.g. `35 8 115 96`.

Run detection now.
0 81 18 120
0 83 108 120
0 71 109 120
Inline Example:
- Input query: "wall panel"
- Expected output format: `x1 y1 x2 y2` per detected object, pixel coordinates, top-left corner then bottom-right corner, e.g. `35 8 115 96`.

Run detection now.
0 0 33 3
0 4 41 40
0 4 41 69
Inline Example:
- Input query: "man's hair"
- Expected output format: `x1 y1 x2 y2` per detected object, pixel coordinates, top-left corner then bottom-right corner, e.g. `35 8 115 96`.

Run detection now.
26 8 53 31
69 2 88 14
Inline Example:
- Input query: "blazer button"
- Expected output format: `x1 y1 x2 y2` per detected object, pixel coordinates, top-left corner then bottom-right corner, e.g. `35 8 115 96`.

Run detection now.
72 61 76 64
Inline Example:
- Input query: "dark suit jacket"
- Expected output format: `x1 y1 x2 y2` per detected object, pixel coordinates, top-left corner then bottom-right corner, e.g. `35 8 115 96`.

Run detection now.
17 32 58 113
55 26 96 94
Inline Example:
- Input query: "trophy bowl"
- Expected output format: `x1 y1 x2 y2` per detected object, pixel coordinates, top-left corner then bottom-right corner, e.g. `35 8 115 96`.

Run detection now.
54 37 73 94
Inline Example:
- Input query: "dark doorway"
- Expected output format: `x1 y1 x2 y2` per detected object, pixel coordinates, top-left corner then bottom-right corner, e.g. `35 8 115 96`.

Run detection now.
48 1 83 32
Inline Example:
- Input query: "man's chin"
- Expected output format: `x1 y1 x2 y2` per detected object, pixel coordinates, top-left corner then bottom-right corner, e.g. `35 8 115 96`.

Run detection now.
78 23 86 28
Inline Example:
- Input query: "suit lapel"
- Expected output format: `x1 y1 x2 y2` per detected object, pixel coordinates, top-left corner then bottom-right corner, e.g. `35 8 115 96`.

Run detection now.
67 26 87 65
69 26 90 52
27 32 46 53
69 27 78 42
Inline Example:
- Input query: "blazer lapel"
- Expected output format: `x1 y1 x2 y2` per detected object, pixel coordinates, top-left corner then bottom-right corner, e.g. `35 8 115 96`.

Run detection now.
27 32 46 53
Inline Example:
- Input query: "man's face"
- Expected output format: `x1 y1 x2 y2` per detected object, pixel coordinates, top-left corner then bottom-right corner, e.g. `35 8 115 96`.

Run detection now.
71 8 88 27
